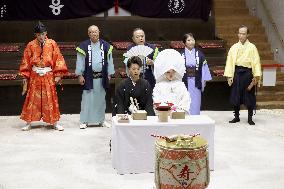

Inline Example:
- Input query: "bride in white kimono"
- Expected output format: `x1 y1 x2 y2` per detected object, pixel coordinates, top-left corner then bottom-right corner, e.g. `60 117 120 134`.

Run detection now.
153 49 191 114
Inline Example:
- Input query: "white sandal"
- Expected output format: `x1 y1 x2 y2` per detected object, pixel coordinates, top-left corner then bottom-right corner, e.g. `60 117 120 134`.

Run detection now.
79 123 88 129
102 121 111 128
22 124 31 131
54 124 64 131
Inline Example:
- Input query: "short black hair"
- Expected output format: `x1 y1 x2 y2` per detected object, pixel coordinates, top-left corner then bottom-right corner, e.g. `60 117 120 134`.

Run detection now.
127 56 142 68
132 28 144 36
182 33 195 44
239 25 250 34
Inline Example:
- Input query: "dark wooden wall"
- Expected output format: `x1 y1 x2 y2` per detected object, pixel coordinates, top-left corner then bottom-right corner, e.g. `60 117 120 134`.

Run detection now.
0 16 215 43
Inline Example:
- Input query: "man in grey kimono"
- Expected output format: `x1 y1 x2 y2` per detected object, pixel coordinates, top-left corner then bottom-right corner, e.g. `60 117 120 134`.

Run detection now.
75 25 114 129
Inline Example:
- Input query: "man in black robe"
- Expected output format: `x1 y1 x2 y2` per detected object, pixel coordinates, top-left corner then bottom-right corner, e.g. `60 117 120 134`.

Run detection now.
113 56 155 116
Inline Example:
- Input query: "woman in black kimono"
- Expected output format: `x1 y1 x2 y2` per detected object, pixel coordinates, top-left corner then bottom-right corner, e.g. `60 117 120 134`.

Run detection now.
113 56 155 116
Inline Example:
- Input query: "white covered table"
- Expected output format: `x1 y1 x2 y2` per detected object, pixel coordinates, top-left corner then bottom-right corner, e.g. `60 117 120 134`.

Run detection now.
111 115 215 174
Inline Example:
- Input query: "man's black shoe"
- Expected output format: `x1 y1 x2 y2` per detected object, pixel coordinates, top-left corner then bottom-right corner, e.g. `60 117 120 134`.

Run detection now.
248 120 255 125
229 118 240 123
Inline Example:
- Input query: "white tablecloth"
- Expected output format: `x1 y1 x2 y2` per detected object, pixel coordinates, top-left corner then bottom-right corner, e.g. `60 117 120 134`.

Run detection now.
111 115 215 174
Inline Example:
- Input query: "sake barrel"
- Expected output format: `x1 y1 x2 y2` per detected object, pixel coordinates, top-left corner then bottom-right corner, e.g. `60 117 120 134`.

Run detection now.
154 135 209 189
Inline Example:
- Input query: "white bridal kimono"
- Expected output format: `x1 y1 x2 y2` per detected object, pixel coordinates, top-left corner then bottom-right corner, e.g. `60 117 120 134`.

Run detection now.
153 79 190 113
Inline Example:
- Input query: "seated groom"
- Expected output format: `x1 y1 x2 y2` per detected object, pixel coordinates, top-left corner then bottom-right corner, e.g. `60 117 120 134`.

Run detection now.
113 56 155 116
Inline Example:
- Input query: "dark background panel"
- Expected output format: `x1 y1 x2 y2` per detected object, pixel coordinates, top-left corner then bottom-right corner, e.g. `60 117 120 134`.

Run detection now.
0 82 231 116
201 81 232 111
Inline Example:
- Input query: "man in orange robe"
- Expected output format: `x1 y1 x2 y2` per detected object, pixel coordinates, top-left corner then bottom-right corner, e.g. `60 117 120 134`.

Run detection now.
19 21 68 131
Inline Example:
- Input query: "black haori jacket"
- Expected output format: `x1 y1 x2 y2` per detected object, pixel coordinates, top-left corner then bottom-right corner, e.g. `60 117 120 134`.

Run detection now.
76 39 113 90
181 48 205 90
113 78 155 116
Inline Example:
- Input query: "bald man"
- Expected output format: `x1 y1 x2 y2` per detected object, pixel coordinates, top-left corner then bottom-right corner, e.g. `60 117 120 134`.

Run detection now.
123 28 159 89
75 25 114 129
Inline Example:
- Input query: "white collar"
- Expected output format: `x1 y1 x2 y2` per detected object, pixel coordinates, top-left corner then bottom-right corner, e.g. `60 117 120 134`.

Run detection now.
130 77 137 86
